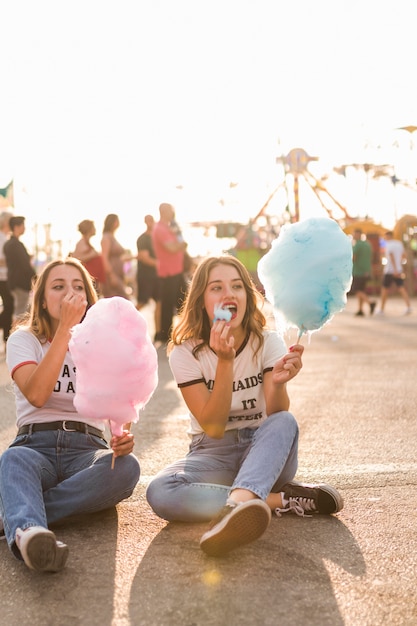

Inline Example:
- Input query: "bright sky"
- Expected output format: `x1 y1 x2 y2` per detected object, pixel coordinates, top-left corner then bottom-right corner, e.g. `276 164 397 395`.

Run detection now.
1 0 417 255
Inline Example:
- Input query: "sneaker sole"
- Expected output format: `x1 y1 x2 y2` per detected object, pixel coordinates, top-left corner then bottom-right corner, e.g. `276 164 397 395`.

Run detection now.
200 500 271 557
22 531 69 572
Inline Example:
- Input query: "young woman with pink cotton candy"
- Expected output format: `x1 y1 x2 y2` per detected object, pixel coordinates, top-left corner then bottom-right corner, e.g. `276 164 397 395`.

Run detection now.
0 258 141 572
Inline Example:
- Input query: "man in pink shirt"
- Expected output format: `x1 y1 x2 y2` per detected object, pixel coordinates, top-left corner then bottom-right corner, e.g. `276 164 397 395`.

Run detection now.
152 203 188 343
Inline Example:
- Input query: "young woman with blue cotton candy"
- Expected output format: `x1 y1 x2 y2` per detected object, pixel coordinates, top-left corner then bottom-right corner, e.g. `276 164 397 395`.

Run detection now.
146 254 343 557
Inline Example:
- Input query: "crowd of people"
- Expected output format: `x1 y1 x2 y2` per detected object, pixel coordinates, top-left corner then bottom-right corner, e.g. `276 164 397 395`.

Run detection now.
0 208 414 572
0 204 192 350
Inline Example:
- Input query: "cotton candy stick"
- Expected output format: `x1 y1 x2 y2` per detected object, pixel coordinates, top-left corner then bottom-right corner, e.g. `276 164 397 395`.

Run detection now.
257 217 353 340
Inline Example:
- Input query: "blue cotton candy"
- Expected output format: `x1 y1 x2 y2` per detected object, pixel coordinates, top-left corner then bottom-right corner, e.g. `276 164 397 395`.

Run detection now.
213 304 232 322
257 217 352 336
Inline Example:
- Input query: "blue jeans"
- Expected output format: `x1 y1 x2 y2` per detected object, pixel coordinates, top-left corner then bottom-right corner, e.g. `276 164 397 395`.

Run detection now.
146 411 298 522
0 429 140 558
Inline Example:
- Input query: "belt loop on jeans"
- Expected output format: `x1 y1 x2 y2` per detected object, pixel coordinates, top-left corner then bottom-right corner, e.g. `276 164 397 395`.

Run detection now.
28 424 34 436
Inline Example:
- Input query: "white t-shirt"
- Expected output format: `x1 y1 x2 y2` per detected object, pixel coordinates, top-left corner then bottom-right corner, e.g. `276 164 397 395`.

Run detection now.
384 239 404 274
6 327 104 432
169 330 287 436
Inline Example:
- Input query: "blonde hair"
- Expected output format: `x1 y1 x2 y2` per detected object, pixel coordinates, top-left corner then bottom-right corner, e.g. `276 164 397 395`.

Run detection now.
103 214 119 233
14 258 98 340
0 211 13 229
170 254 266 357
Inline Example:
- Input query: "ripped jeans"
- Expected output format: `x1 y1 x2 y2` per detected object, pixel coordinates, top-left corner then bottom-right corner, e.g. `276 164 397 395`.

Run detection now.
146 411 298 522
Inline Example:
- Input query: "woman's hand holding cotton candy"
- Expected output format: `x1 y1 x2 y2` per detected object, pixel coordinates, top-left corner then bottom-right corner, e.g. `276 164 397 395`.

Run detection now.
213 304 232 323
111 429 135 458
272 344 304 384
210 320 235 360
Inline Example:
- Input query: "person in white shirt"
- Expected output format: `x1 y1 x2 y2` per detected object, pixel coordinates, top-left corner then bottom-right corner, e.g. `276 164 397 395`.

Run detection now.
0 258 140 572
146 254 344 557
378 231 412 315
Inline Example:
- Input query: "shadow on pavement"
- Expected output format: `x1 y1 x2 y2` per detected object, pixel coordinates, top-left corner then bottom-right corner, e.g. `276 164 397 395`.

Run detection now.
128 514 365 626
1 508 119 626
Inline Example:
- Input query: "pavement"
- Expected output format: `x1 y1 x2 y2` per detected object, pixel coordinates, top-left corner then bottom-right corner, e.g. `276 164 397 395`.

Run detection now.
0 295 416 626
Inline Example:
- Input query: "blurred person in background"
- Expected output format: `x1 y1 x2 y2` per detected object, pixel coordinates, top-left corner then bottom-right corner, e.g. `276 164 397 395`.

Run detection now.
72 219 106 295
4 216 36 321
351 228 376 317
136 214 161 342
100 213 130 299
377 231 412 315
152 203 188 344
0 211 14 346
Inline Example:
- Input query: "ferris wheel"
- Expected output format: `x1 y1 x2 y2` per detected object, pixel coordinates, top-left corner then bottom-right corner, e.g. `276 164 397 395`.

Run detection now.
255 147 416 227
254 147 353 224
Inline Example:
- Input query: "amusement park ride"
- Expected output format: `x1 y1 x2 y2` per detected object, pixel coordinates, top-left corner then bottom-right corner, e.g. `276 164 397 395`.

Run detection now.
230 147 417 295
257 147 416 229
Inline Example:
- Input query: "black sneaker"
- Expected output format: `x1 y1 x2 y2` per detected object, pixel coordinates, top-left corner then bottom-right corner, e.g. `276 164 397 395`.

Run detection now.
277 482 344 517
200 500 271 557
355 311 365 316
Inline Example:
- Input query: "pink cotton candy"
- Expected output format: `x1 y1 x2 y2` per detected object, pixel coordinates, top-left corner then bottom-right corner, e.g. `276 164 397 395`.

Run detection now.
69 297 158 436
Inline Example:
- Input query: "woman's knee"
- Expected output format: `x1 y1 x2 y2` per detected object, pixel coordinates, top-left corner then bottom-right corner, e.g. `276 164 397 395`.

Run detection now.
146 459 189 511
267 411 299 437
0 446 39 474
113 453 141 493
145 473 177 520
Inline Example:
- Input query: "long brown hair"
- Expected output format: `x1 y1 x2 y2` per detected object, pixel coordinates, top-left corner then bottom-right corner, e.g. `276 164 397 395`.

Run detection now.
102 214 119 233
170 255 266 357
14 258 98 340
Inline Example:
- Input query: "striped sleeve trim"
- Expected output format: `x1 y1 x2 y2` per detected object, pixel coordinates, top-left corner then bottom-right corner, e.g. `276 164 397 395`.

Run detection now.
177 378 206 389
10 360 38 378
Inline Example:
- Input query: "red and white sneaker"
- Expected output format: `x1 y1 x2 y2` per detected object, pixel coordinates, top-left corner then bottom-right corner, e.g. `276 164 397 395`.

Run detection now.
15 526 69 572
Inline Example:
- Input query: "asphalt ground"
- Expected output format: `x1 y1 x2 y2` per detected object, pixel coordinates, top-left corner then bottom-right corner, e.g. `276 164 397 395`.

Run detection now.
0 294 416 626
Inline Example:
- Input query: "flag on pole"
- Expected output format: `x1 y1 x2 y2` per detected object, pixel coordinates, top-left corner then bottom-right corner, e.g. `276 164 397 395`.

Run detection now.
0 180 14 208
